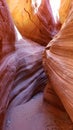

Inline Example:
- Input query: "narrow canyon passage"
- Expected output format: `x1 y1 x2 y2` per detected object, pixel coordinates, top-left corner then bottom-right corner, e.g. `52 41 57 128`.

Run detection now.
0 0 73 130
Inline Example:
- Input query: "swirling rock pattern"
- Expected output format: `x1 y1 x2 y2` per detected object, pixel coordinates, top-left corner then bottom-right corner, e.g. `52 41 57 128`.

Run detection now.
43 0 73 123
0 0 73 130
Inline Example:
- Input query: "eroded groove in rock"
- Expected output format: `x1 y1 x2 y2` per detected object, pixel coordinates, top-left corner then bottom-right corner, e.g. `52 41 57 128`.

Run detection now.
8 39 47 107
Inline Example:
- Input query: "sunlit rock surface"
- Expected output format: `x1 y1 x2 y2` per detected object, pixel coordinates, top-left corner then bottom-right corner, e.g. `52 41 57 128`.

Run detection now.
59 0 71 24
43 0 73 123
6 0 61 45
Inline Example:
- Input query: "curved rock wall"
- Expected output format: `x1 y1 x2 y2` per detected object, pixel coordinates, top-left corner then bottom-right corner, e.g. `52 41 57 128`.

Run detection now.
43 0 73 122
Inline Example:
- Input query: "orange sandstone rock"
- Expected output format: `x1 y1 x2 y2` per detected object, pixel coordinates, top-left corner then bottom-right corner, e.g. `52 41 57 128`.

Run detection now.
43 0 73 122
59 0 71 24
6 0 59 45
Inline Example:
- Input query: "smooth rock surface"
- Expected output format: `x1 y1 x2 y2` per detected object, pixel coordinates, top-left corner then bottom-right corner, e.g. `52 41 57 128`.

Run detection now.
3 93 73 130
6 0 61 45
43 0 73 122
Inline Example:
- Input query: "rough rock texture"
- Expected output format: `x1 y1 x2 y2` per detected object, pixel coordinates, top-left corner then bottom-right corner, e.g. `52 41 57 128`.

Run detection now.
43 0 73 123
6 0 61 45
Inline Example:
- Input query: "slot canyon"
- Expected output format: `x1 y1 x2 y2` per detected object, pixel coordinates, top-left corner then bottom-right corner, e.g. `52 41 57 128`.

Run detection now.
0 0 73 130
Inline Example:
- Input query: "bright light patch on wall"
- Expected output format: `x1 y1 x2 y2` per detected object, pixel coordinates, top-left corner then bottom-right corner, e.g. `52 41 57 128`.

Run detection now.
49 0 61 22
14 26 22 40
32 0 42 13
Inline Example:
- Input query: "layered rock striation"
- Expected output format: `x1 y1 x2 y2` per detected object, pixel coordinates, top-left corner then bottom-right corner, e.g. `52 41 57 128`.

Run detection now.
43 0 73 122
